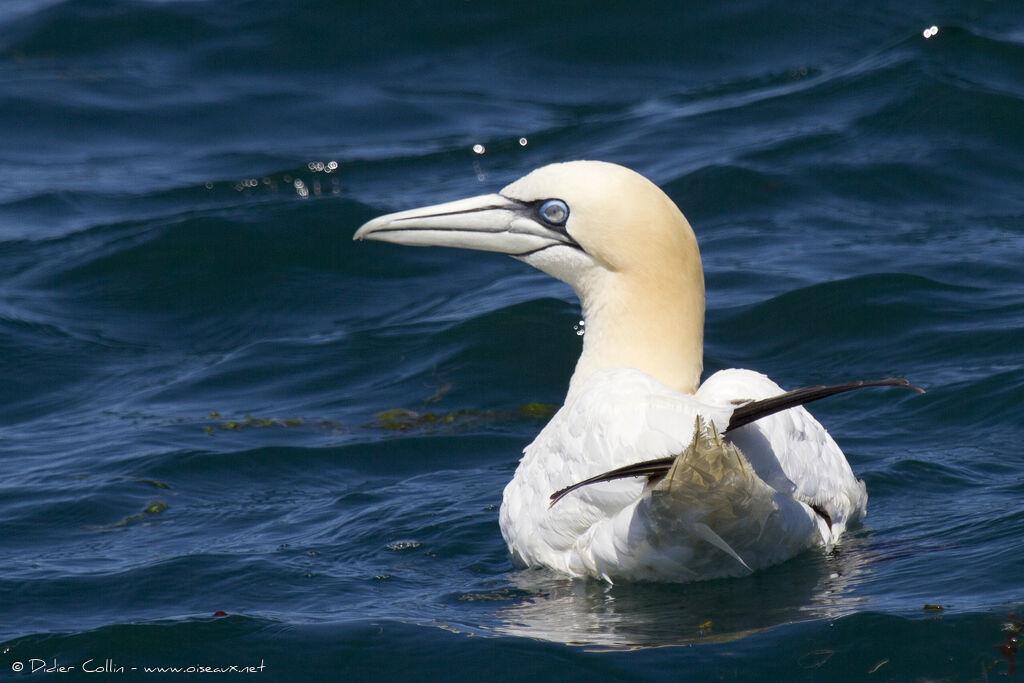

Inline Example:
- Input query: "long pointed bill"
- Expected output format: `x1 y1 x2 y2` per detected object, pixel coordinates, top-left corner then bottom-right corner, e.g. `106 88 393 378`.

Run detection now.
353 193 577 256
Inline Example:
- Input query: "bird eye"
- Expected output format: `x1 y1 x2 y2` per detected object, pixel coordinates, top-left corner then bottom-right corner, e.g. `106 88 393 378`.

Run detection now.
539 199 569 226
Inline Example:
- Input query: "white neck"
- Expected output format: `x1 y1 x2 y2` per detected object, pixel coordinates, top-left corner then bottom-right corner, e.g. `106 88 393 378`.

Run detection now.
567 258 705 399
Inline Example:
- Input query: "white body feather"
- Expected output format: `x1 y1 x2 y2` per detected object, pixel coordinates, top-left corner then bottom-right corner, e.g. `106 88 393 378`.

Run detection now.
500 367 867 582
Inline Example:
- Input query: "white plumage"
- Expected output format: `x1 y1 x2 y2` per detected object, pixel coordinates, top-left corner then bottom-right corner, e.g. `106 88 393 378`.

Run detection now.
501 367 865 581
355 160 910 582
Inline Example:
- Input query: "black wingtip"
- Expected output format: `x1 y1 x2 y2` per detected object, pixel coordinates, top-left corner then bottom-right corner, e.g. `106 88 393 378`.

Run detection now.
548 376 924 506
725 377 924 433
873 377 926 394
548 457 674 507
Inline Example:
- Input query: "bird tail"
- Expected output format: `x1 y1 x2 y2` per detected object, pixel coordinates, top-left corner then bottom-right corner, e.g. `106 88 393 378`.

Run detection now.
642 417 819 577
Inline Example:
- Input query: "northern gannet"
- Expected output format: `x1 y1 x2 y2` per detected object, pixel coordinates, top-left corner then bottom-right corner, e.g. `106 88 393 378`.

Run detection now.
354 161 920 582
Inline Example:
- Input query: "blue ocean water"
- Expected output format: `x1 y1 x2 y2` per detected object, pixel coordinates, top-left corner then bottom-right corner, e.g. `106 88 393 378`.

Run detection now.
1 0 1023 679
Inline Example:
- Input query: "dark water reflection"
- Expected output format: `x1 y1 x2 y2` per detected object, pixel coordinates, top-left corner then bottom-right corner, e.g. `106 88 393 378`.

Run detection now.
488 535 877 648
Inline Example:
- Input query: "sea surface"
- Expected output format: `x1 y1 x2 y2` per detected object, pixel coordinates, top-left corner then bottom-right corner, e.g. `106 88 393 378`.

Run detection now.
1 0 1023 680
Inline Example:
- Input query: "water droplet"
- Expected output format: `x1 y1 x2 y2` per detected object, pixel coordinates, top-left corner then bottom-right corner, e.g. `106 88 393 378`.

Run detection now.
923 25 938 38
472 143 485 154
518 137 528 146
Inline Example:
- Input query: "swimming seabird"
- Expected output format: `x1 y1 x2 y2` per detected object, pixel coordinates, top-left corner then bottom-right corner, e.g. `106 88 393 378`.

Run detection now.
354 161 921 582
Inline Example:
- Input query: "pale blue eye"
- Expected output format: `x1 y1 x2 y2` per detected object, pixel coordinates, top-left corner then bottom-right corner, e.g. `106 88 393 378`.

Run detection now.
539 199 569 225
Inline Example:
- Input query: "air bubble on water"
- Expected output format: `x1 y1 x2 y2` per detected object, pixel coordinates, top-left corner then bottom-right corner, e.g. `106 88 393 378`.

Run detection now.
923 25 938 38
472 144 486 154
519 137 528 146
573 319 586 337
294 179 309 198
386 539 421 551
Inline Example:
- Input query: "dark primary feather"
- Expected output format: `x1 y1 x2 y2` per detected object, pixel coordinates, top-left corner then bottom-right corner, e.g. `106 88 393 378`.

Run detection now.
725 377 923 433
548 377 924 507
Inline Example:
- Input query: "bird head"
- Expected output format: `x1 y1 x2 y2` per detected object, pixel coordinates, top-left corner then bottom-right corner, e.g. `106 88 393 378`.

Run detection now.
355 160 706 394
